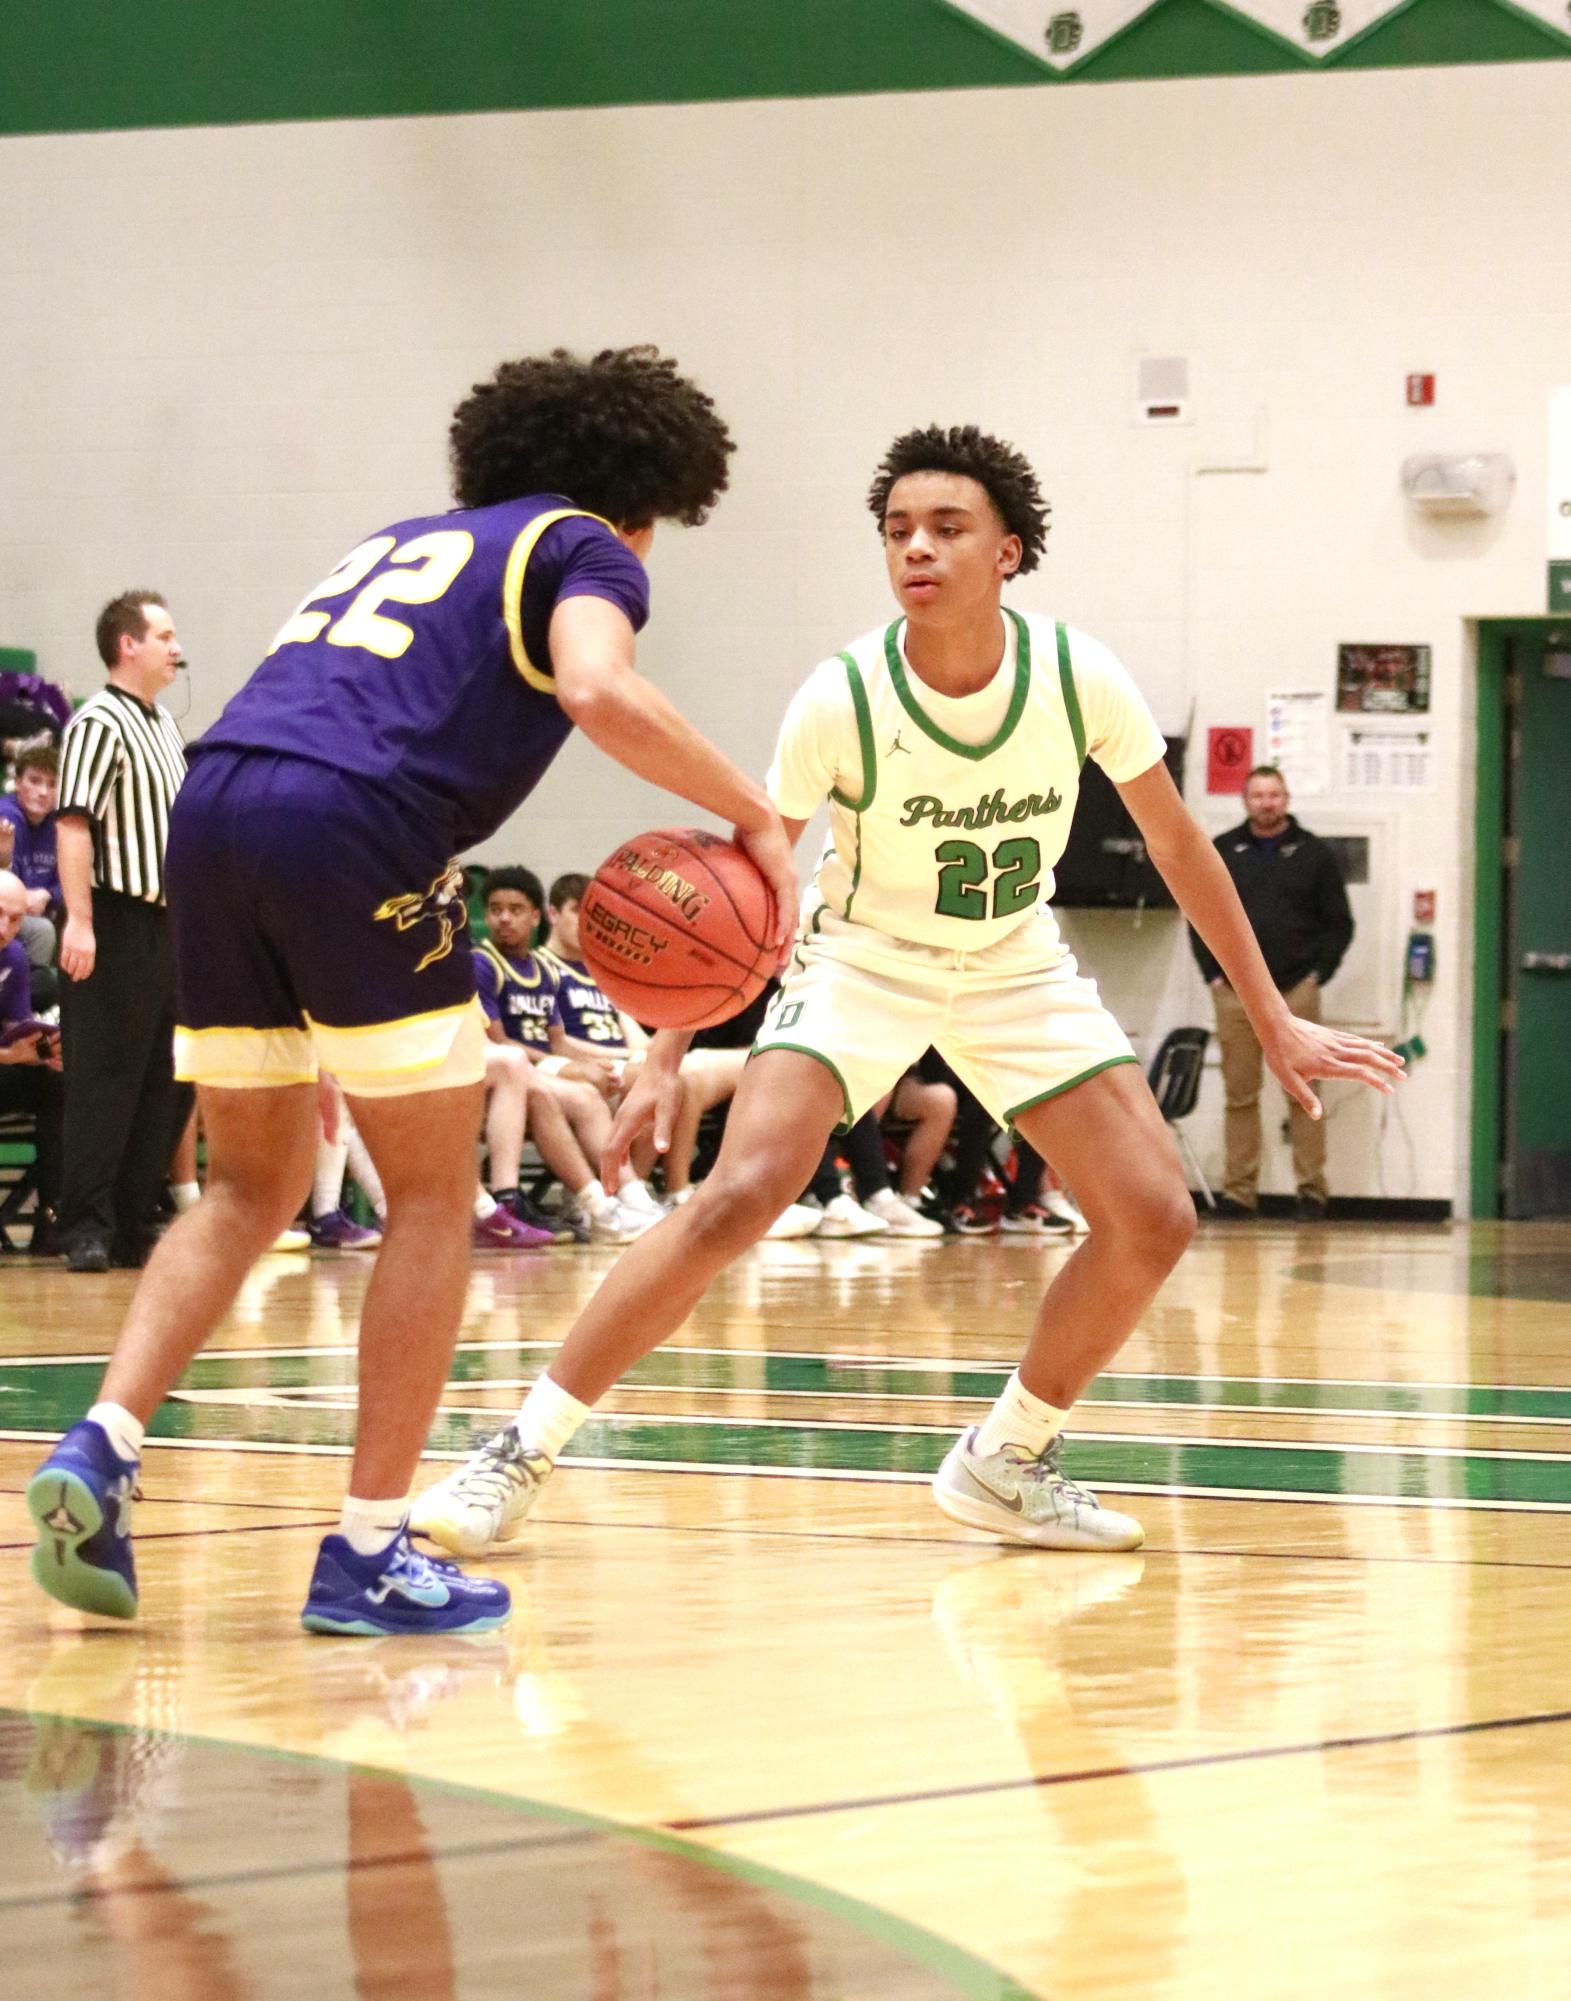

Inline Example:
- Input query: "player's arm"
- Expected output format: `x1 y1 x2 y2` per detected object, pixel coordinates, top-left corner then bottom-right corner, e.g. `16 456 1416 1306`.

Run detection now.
549 598 797 951
601 814 808 1185
1116 761 1403 1111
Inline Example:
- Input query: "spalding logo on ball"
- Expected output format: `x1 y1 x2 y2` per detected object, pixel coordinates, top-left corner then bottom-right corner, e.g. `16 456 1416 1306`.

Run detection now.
579 828 776 1030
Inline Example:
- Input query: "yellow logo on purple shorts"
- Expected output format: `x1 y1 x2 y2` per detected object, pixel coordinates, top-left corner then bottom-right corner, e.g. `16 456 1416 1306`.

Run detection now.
373 861 468 973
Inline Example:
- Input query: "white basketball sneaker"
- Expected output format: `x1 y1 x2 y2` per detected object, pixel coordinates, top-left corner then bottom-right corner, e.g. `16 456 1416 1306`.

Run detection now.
864 1189 944 1237
409 1429 555 1558
1042 1189 1090 1235
814 1193 890 1238
932 1428 1144 1551
764 1201 824 1240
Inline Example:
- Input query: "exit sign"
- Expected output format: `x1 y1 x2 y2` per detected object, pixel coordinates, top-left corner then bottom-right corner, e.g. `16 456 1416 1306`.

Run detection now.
1551 562 1571 613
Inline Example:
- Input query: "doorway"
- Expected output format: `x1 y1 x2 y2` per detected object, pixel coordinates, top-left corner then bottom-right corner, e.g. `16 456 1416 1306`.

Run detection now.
1474 620 1571 1217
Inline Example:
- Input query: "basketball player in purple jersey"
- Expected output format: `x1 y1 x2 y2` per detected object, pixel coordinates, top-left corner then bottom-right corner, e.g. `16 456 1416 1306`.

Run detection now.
27 347 797 1637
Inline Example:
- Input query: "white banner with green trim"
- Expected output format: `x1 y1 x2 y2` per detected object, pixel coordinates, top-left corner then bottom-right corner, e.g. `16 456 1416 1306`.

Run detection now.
943 0 1162 71
941 0 1571 70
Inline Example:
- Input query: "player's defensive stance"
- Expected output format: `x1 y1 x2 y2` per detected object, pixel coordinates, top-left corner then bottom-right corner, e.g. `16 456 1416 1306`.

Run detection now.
26 348 796 1635
413 424 1402 1558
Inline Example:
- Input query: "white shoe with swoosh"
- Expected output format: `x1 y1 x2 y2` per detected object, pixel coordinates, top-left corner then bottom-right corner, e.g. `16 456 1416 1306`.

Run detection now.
932 1428 1144 1551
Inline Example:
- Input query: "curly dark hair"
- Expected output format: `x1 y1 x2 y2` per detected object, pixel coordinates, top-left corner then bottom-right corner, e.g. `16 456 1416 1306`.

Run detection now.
485 865 544 913
450 346 734 528
867 425 1049 576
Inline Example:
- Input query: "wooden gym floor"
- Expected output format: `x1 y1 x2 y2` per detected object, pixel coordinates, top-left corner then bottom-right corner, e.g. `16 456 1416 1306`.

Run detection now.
3 1217 1570 1998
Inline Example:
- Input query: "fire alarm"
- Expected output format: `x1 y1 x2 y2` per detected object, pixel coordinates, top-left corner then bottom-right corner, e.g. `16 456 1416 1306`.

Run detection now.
1406 374 1435 407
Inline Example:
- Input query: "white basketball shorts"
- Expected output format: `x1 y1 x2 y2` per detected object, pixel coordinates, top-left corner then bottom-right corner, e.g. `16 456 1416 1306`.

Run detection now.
750 907 1138 1130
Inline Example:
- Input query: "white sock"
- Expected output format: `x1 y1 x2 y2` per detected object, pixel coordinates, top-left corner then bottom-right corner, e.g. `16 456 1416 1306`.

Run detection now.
578 1177 617 1219
973 1372 1068 1459
338 1493 408 1556
474 1187 498 1220
312 1134 349 1219
343 1121 387 1220
616 1170 653 1205
169 1181 201 1215
513 1372 591 1463
87 1401 145 1464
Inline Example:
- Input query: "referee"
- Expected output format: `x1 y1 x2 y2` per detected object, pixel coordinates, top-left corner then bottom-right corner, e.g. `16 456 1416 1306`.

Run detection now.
56 592 194 1272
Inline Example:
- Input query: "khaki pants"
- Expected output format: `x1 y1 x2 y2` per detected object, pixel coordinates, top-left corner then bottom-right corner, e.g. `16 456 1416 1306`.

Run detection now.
1212 976 1326 1207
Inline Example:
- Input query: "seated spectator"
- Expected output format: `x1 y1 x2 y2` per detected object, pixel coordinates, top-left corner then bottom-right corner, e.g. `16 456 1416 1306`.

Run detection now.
0 869 64 1251
857 1072 955 1235
544 872 733 1199
0 744 60 1009
473 867 658 1242
918 1051 1075 1237
305 1078 384 1251
0 662 72 766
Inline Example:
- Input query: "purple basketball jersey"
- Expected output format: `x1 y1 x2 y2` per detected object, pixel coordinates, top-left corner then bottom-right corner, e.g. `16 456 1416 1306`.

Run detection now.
195 496 648 851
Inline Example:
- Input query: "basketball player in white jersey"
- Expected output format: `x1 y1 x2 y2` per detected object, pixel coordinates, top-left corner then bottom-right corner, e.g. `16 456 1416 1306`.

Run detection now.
414 425 1402 1555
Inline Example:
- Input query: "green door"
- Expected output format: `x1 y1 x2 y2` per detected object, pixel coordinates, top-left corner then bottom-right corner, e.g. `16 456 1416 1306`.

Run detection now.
1503 630 1571 1217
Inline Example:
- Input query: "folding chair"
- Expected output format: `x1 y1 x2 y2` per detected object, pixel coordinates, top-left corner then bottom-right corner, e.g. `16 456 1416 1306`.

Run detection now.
1146 1027 1215 1211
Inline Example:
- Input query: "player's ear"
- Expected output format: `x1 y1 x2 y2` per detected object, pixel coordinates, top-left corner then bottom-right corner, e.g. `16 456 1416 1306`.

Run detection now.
998 534 1022 579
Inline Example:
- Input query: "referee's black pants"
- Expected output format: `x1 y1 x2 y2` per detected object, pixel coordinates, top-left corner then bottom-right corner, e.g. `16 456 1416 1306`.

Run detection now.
59 893 194 1259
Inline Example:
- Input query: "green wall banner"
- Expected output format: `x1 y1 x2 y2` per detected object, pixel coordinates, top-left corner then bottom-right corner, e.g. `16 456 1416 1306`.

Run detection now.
0 0 1567 138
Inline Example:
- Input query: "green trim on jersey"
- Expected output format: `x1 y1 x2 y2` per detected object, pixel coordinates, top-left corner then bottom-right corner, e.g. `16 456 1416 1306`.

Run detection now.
841 814 865 921
1056 620 1086 767
883 611 1032 761
830 654 877 811
1004 1053 1138 1125
748 1042 855 1132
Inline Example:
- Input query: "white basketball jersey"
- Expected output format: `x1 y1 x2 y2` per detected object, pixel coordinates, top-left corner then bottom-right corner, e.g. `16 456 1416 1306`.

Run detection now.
769 610 1164 953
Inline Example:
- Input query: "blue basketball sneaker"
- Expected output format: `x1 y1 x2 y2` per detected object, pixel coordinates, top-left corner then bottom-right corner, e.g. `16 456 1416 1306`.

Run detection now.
300 1528 512 1636
27 1421 140 1620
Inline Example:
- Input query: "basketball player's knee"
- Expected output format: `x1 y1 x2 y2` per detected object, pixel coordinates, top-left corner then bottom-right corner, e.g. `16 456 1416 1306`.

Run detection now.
1136 1176 1197 1268
691 1156 800 1247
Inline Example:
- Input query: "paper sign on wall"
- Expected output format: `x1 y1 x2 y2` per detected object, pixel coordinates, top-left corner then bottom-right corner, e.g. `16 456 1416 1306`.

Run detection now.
1341 722 1434 792
1206 726 1253 793
1264 690 1329 796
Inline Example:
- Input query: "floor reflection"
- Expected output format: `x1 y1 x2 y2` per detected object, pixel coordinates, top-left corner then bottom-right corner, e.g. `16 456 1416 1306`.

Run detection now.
4 1682 980 2000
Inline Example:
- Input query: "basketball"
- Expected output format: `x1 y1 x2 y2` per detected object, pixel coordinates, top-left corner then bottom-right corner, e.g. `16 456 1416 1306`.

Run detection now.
578 827 777 1030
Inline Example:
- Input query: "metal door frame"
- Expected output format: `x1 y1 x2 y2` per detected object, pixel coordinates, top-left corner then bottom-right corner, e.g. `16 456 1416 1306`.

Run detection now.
1472 618 1571 1217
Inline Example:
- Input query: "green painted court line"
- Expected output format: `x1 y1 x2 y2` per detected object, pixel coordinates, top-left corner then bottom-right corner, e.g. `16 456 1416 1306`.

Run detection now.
8 1352 1571 1509
9 1346 1571 1422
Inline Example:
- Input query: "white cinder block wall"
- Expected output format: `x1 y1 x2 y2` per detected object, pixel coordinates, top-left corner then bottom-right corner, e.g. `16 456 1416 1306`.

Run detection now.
4 64 1567 1208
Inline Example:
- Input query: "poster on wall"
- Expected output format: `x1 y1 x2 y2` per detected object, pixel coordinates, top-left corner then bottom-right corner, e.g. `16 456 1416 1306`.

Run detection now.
1264 690 1329 796
1341 722 1434 792
1336 644 1431 714
1206 725 1253 793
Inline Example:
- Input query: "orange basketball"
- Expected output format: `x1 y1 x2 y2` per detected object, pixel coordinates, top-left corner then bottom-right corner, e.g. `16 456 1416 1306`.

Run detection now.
579 828 777 1030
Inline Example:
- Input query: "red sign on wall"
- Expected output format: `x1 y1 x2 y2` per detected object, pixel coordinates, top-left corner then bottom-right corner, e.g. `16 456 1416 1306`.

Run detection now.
1207 725 1253 794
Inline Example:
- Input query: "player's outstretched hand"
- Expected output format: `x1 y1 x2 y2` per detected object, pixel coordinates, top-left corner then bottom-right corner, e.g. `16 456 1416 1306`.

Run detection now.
734 815 800 968
1261 1015 1405 1120
601 1034 687 1188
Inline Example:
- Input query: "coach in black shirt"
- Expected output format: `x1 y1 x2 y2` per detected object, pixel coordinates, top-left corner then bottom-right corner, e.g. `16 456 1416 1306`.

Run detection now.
55 592 194 1271
1190 765 1353 1220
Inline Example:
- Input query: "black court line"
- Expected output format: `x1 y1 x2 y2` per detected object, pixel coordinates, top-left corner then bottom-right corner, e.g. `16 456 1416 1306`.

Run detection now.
0 1824 602 1916
0 1484 340 1516
664 1705 1571 1832
0 1518 336 1552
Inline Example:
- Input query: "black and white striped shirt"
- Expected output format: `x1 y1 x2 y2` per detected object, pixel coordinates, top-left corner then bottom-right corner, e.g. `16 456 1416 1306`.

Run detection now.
58 684 186 904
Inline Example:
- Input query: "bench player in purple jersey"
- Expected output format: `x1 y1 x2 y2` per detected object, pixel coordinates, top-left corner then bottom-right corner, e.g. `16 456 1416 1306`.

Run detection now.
26 346 797 1638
